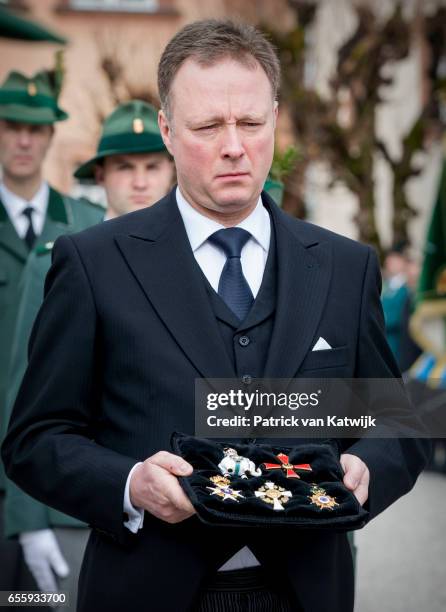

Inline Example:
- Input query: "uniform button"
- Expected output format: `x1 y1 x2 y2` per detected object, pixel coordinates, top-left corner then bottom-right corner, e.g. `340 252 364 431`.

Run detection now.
242 374 252 385
239 336 250 347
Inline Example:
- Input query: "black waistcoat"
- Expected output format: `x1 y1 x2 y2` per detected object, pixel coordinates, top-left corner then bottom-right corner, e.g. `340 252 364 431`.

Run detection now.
202 224 277 380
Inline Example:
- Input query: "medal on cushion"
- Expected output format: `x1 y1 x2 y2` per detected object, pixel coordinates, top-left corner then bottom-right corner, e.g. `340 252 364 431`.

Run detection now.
218 447 262 479
262 453 312 479
254 481 292 511
206 475 245 502
308 486 338 510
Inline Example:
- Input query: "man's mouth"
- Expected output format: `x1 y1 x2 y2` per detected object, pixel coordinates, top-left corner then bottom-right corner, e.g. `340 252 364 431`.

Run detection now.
130 195 150 204
216 172 249 180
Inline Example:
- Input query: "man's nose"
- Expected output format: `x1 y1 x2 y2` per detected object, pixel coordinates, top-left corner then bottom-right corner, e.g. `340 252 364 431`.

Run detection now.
132 168 149 189
17 129 32 147
220 125 244 160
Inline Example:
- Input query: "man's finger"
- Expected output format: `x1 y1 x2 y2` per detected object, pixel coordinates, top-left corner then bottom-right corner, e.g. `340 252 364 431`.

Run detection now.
168 479 195 514
340 454 367 490
340 453 370 505
30 564 58 594
354 479 369 506
48 545 70 578
148 451 193 476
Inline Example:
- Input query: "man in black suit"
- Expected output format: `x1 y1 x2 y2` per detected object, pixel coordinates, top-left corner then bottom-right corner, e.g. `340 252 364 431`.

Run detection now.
2 20 429 612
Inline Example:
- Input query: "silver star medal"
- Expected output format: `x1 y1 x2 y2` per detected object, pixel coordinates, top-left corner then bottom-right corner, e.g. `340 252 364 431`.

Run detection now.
206 475 244 502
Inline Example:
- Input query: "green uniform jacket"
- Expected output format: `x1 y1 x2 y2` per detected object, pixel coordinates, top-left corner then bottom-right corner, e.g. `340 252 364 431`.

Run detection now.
0 186 103 537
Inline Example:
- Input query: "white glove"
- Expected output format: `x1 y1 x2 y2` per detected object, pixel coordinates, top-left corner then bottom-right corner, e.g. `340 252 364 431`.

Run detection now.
19 529 70 593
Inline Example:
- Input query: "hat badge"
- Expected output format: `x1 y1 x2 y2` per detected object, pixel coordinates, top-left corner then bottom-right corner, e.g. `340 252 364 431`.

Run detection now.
133 118 144 134
27 82 37 96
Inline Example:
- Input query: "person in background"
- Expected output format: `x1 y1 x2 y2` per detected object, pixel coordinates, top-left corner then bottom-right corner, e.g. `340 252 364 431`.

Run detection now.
0 68 103 596
381 242 410 365
398 256 422 373
407 161 446 473
2 99 175 611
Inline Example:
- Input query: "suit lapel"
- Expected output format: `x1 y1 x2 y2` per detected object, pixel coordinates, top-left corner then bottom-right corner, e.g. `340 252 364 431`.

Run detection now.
115 192 235 379
0 199 28 263
263 195 333 378
115 190 332 380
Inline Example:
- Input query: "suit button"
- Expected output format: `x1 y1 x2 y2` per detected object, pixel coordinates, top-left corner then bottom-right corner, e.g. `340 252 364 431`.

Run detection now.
242 374 252 385
239 336 250 347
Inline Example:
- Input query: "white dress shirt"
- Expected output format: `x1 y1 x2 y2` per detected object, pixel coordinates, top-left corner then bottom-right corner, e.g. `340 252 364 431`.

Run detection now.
124 187 271 569
0 181 49 238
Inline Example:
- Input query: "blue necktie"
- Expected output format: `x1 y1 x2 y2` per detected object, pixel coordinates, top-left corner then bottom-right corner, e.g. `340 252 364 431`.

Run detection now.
208 227 254 321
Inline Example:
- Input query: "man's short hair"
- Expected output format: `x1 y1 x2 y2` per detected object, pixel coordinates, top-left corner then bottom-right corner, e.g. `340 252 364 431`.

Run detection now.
158 19 280 120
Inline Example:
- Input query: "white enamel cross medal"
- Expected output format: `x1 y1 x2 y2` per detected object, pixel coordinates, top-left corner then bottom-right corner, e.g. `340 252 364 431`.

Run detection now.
254 481 292 511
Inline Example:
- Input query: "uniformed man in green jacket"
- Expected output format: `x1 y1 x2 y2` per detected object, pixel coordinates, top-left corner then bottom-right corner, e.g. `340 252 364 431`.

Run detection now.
0 68 104 595
2 99 175 610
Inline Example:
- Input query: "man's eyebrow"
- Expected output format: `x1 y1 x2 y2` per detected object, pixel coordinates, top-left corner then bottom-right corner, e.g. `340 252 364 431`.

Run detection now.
185 115 225 127
186 113 266 127
110 157 133 166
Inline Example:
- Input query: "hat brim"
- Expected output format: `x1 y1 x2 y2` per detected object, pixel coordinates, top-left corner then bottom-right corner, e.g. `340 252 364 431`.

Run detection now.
74 141 168 179
0 7 67 43
0 104 68 125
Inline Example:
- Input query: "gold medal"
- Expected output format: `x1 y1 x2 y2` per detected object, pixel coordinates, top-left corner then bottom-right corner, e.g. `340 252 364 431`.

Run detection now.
254 481 292 511
308 486 338 510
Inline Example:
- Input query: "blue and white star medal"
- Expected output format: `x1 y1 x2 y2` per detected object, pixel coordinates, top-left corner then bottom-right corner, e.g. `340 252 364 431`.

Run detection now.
206 475 245 502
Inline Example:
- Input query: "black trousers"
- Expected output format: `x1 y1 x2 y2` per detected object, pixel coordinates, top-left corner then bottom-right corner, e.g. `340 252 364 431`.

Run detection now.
194 567 300 612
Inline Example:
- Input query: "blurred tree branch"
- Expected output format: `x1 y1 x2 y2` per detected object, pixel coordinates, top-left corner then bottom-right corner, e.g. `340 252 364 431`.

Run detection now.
263 0 445 254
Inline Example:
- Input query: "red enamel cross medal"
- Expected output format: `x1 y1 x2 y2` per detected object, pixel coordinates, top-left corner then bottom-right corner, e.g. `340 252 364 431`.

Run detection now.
262 453 312 478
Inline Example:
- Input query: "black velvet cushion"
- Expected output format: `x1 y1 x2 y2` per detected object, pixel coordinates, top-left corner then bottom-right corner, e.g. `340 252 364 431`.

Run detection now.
171 433 368 530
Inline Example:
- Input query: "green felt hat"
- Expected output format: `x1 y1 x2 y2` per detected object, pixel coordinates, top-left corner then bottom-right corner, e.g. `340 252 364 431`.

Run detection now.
74 100 167 179
0 6 66 43
0 70 68 124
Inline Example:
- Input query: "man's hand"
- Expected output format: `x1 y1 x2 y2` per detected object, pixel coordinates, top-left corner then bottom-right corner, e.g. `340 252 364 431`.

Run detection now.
340 453 370 506
19 529 69 593
129 451 195 524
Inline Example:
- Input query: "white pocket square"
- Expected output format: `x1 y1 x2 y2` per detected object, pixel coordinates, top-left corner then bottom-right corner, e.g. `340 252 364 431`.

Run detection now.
312 337 332 351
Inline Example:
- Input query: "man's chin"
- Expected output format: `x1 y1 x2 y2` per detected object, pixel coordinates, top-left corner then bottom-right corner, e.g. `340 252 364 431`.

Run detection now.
212 186 259 210
9 166 37 179
128 200 155 211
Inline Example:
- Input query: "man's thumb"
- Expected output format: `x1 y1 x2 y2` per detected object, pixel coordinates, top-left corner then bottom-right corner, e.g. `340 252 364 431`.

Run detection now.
149 451 193 476
169 458 193 476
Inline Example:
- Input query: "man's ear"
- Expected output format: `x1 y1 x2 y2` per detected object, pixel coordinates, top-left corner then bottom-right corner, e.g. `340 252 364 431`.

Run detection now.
94 163 105 186
158 110 174 156
273 101 278 126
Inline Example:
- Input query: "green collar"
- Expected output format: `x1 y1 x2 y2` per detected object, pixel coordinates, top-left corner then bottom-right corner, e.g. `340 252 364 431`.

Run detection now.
0 186 69 225
47 187 69 224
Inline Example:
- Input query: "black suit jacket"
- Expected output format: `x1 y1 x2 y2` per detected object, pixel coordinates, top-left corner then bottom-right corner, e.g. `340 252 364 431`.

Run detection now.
2 190 429 612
